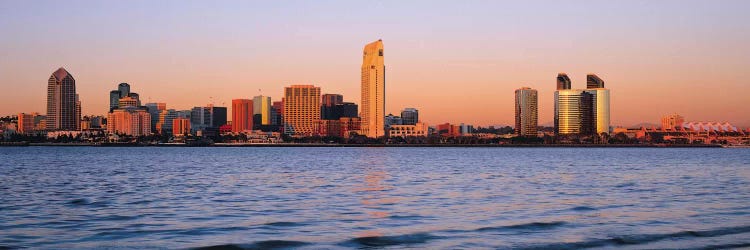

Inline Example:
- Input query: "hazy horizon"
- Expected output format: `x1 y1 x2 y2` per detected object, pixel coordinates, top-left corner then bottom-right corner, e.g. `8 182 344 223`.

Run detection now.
1 0 748 127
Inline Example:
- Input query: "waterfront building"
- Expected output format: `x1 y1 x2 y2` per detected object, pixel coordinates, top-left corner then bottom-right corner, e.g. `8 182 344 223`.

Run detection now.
253 95 272 128
361 39 385 138
46 67 78 131
385 114 402 127
515 87 538 137
190 105 227 132
145 103 166 132
17 113 36 133
232 99 253 132
172 118 191 136
283 85 321 136
554 89 585 135
211 106 227 128
554 74 611 135
661 113 685 130
107 106 151 136
400 108 419 125
388 122 428 137
321 94 344 120
156 109 177 135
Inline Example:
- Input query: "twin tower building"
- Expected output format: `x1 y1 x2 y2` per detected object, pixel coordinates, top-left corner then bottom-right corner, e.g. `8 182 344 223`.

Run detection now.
515 73 611 137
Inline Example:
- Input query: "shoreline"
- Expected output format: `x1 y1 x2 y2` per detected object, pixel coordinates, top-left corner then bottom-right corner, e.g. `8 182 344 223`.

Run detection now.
0 142 726 148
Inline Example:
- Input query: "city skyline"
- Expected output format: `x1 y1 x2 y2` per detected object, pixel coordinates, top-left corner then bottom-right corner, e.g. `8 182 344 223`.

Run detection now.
1 1 749 127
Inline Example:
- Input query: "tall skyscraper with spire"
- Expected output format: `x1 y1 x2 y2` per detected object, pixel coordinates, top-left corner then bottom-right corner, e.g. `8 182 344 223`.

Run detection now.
361 39 385 138
46 67 78 131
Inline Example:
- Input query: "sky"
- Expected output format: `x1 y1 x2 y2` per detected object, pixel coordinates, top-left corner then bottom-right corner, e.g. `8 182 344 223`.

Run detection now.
1 0 748 127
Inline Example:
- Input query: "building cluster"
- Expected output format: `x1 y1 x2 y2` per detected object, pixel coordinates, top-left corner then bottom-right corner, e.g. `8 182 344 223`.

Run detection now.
3 40 748 145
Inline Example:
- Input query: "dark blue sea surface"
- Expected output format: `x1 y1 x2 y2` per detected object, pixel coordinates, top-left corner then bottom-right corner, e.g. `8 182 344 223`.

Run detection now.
1 147 749 249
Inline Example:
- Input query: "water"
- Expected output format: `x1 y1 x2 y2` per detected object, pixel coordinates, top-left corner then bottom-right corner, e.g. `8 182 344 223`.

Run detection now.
1 147 749 249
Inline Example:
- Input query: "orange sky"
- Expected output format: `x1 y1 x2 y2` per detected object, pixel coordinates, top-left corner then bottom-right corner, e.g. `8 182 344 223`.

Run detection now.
1 1 748 127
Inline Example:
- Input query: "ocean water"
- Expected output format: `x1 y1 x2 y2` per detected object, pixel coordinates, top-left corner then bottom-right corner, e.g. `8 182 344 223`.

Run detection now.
1 147 749 249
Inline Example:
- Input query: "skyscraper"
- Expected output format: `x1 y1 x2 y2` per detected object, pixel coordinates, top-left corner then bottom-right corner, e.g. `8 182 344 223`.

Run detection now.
361 39 385 138
400 108 419 125
253 95 272 128
232 99 253 132
515 87 538 137
321 94 344 120
557 73 571 90
554 74 611 135
554 89 585 135
145 103 166 132
283 85 321 136
586 74 605 89
109 83 140 110
155 109 177 135
46 67 78 131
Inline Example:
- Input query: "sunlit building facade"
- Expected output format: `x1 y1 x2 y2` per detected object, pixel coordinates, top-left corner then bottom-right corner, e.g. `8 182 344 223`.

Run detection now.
232 99 253 132
361 39 385 138
584 88 610 134
46 67 78 131
253 95 272 127
172 118 191 136
107 107 151 136
555 89 585 135
17 113 36 133
155 109 177 135
283 85 321 136
388 122 428 137
515 87 538 137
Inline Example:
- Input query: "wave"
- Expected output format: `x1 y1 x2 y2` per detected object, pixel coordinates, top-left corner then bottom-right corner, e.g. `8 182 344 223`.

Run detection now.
517 225 750 249
476 221 567 232
343 232 441 247
193 240 309 250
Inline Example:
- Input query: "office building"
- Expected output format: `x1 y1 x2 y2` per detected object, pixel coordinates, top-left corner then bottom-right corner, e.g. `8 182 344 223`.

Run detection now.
400 108 419 125
232 99 253 132
283 85 321 136
388 122 428 137
75 94 81 131
46 67 78 131
17 113 36 133
554 74 610 135
156 109 177 135
145 103 166 132
515 87 538 137
253 95 272 128
109 83 140 110
173 118 191 135
361 39 385 138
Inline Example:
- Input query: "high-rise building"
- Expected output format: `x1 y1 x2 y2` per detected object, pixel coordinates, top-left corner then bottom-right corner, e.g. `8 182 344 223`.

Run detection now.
232 99 253 132
17 113 36 133
107 106 151 136
75 94 81 131
172 118 191 136
156 109 177 135
283 85 321 136
555 89 585 135
272 100 283 126
321 94 344 120
253 95 272 127
587 74 605 89
109 83 140 110
584 88 610 134
661 113 685 130
46 67 78 131
211 106 227 128
145 103 166 132
515 87 538 137
554 74 610 135
400 108 419 125
557 73 571 90
361 39 385 138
